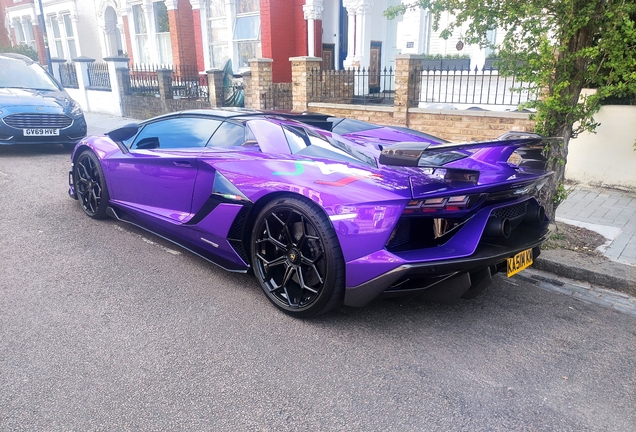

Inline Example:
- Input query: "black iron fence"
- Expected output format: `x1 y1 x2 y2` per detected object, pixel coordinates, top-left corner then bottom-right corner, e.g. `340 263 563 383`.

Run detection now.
309 67 395 105
128 63 163 96
59 62 78 88
262 83 292 110
87 62 111 89
415 67 539 107
171 65 209 100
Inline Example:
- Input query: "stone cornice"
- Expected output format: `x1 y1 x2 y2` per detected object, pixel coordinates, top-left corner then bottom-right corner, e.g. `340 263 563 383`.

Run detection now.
342 0 373 15
303 0 323 20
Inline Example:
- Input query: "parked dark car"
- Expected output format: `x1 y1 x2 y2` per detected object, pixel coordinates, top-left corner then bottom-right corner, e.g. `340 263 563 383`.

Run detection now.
0 53 87 149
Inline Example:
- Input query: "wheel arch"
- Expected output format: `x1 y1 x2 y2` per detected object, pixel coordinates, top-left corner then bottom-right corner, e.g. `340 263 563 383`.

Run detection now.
237 191 338 268
72 144 94 165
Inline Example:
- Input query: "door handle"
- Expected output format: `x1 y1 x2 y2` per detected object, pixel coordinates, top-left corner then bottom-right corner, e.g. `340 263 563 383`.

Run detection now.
173 161 192 167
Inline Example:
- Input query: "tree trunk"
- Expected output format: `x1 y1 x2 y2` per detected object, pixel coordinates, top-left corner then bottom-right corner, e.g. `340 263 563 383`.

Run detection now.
535 17 599 221
537 125 571 221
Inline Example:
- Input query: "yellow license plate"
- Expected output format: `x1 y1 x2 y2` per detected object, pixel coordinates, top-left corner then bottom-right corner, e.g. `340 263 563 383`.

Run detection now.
507 248 533 277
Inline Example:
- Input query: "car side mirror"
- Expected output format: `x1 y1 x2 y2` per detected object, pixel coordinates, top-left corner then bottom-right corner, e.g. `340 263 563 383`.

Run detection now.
136 137 160 150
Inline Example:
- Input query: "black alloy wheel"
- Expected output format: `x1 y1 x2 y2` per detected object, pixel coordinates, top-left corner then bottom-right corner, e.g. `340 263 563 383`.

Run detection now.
251 196 345 317
74 149 110 219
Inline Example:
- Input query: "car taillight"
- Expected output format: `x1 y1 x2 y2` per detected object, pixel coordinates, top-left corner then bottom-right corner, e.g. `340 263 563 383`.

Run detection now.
403 194 482 214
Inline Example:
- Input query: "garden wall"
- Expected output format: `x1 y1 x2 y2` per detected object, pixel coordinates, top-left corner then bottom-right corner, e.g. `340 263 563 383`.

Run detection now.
308 102 535 142
566 105 636 190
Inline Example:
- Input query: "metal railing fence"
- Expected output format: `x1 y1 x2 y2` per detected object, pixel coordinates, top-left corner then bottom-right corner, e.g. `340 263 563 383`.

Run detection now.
128 63 164 96
87 62 111 89
415 67 539 107
309 67 395 105
171 64 209 100
261 83 292 110
59 63 78 88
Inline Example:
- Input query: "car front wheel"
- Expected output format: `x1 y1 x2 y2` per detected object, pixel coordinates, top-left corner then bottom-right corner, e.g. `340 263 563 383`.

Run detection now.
74 149 110 219
251 195 345 317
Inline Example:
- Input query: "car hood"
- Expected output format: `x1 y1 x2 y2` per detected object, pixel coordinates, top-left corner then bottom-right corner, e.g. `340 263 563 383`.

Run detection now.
0 87 73 111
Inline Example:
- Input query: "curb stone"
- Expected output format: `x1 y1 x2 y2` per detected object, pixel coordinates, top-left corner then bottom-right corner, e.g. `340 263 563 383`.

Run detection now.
534 249 636 297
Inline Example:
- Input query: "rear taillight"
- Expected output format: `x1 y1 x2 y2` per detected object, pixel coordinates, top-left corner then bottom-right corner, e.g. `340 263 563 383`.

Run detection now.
403 194 483 214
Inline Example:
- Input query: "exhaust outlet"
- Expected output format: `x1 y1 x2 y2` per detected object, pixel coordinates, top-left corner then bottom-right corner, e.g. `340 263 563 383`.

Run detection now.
484 217 511 238
525 204 546 224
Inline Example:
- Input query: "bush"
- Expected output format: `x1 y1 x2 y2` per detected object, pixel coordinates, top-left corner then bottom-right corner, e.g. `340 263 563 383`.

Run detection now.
0 44 39 61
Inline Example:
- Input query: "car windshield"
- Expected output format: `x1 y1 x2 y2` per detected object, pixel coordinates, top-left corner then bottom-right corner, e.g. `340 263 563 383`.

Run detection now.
0 58 60 91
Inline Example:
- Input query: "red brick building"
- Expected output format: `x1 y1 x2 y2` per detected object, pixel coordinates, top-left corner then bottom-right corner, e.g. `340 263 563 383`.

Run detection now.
1 0 333 82
0 0 12 47
123 0 319 83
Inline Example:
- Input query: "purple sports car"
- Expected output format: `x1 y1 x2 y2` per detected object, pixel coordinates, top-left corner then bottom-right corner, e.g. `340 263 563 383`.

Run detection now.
68 109 553 317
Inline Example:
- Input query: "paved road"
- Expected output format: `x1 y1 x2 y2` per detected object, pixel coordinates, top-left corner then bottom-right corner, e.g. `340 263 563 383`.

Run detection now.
1 140 635 431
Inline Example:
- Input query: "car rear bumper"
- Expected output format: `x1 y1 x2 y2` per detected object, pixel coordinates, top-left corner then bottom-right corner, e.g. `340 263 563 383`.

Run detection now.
343 222 554 307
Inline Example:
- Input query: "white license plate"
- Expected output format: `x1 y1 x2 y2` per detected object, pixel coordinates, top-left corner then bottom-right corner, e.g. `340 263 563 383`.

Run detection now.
23 128 60 136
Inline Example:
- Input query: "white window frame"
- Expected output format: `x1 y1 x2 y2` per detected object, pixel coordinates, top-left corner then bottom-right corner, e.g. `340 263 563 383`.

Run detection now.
22 18 36 49
206 0 229 68
152 1 172 66
61 13 77 60
131 3 149 64
48 15 65 58
232 0 261 69
13 19 25 45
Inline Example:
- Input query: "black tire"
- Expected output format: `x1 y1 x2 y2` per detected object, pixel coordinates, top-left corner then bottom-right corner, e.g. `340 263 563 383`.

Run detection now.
251 195 345 317
74 149 110 219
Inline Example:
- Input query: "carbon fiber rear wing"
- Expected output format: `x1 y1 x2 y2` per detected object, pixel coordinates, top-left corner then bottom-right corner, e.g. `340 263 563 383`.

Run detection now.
379 133 553 170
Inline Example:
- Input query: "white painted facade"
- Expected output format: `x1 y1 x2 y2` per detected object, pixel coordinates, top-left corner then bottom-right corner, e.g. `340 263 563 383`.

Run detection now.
5 0 106 61
191 0 262 72
332 0 500 72
5 2 39 49
4 0 500 73
566 105 636 190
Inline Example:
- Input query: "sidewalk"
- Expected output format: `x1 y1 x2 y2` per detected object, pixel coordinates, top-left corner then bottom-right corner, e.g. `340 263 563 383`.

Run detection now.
556 185 636 265
534 185 636 296
84 112 141 136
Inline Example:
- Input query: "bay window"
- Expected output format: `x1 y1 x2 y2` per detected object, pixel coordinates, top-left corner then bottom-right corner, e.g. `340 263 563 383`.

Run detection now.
207 0 229 68
132 4 149 64
233 0 260 68
62 14 77 59
153 1 172 65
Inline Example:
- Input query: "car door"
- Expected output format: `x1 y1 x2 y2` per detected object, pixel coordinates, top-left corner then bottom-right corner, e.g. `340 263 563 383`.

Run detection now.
106 115 222 223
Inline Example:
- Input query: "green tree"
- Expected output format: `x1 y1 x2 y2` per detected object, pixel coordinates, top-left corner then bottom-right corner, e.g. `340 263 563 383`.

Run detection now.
385 0 636 219
0 43 39 61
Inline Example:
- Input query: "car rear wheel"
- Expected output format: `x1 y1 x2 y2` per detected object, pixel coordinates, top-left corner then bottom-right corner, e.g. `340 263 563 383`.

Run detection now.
251 196 345 317
74 149 109 219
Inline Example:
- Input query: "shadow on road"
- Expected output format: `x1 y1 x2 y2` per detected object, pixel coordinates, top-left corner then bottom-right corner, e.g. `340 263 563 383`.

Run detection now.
0 143 71 156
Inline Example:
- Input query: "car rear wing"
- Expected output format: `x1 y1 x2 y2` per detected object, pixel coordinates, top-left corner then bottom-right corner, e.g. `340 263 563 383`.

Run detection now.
379 133 555 170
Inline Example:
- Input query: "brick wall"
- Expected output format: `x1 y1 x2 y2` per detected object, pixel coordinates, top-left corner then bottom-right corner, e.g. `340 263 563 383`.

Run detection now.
308 103 536 142
121 95 211 120
0 0 10 46
167 0 198 68
261 0 309 83
192 8 205 72
122 15 135 65
294 0 307 57
32 23 46 65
